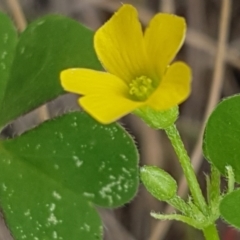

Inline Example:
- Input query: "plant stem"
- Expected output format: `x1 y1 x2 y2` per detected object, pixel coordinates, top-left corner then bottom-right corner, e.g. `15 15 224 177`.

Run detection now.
165 124 207 214
203 224 220 240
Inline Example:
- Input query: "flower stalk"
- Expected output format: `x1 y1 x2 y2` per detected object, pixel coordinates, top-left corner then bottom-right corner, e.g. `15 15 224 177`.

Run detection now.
165 124 207 214
202 224 220 240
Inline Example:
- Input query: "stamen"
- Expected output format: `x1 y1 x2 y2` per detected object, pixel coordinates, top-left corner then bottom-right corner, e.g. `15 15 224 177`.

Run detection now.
129 76 155 101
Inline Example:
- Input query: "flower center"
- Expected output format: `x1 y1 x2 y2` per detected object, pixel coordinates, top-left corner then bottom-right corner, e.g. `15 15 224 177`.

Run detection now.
129 76 155 101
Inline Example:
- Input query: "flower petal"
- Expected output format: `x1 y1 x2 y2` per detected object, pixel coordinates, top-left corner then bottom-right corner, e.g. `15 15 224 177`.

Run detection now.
94 4 148 83
147 62 191 110
79 94 143 124
144 14 186 78
60 68 128 95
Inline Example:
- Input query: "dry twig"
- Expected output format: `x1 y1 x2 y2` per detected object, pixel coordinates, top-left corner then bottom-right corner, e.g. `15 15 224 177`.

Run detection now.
6 0 26 31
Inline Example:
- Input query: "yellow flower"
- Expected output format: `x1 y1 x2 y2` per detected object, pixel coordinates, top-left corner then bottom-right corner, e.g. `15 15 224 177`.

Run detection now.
61 4 191 124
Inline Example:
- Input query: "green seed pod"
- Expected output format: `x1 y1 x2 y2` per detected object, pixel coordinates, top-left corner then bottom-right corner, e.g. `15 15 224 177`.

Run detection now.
140 165 177 201
134 106 179 129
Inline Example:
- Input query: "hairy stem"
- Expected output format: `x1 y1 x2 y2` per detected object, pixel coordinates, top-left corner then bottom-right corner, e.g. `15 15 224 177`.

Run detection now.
165 124 207 214
203 224 220 240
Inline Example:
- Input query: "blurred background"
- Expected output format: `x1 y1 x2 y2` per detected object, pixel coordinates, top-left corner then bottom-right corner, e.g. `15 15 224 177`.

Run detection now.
0 0 240 239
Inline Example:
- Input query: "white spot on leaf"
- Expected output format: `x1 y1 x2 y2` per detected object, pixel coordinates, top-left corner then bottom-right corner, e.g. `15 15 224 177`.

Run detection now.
72 156 83 167
52 191 62 200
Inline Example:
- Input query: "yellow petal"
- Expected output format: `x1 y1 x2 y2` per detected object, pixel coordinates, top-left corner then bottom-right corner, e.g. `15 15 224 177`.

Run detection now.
60 68 128 95
79 94 143 124
94 4 148 83
147 62 191 110
144 14 186 78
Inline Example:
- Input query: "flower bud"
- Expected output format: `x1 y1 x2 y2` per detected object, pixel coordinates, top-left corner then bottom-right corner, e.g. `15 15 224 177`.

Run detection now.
140 165 177 201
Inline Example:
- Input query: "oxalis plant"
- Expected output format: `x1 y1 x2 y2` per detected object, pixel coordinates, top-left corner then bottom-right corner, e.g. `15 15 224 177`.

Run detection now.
0 3 239 240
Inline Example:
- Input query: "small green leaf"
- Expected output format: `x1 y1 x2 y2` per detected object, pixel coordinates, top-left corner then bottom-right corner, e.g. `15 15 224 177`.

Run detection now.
0 112 139 239
203 95 240 182
220 189 240 229
0 15 102 128
0 12 17 109
140 165 177 201
226 166 235 193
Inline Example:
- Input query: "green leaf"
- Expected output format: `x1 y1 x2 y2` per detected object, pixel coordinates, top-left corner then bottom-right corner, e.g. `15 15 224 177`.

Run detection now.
0 112 139 239
220 189 240 229
203 95 240 182
0 12 17 110
0 151 102 240
0 15 102 128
